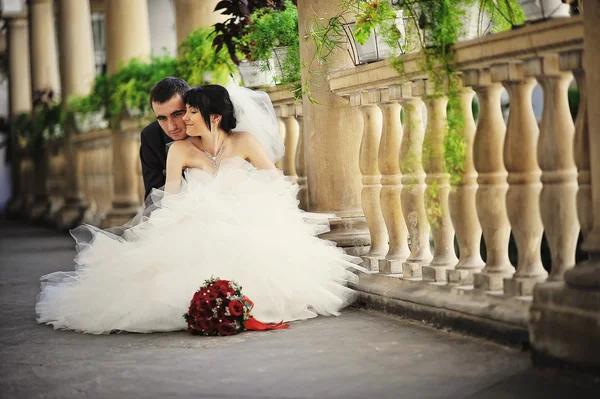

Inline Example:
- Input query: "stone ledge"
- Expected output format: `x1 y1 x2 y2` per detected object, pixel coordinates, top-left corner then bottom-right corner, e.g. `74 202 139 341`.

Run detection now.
352 272 530 347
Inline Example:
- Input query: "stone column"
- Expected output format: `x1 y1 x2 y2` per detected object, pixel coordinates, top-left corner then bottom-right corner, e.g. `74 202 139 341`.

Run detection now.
399 82 432 278
419 80 458 282
492 62 546 296
355 91 388 270
524 54 579 282
5 14 32 215
529 3 600 368
29 0 61 96
447 86 485 285
378 86 409 274
103 0 151 228
174 0 226 47
28 0 61 221
295 109 309 210
282 106 299 184
297 0 369 254
464 69 514 291
55 0 96 230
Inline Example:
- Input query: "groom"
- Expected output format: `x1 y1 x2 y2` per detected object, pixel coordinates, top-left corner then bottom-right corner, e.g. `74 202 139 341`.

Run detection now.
140 77 191 200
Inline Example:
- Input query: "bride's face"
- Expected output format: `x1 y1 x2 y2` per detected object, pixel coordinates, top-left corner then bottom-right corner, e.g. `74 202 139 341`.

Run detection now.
183 105 208 136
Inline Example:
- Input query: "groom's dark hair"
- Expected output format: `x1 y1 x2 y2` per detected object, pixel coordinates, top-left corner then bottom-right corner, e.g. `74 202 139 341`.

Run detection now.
149 77 191 109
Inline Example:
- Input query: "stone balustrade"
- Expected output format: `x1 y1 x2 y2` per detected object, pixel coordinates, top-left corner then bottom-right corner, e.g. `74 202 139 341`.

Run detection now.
328 16 585 335
266 86 308 210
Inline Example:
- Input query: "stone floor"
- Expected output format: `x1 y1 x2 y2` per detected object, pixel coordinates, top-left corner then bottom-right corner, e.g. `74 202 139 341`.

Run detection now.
1 218 599 399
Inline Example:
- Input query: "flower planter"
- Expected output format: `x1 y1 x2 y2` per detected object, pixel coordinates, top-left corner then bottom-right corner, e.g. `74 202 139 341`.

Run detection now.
518 0 570 21
74 109 108 133
343 10 407 65
237 60 277 88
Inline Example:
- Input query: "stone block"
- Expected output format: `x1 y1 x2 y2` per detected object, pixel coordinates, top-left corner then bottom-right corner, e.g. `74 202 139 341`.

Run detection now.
447 269 475 286
402 262 422 279
378 258 404 275
474 272 511 291
422 266 449 282
503 276 544 297
361 256 381 272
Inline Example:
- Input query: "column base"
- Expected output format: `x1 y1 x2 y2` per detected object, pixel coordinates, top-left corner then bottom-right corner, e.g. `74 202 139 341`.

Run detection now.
402 261 423 279
530 281 600 371
422 265 452 282
503 275 547 296
318 215 370 248
101 204 139 229
378 258 404 275
27 196 51 222
447 268 480 286
361 256 382 272
474 270 513 291
56 199 87 230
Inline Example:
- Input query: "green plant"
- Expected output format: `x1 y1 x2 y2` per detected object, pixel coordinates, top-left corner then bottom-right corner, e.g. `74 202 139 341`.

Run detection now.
242 1 301 86
176 27 236 86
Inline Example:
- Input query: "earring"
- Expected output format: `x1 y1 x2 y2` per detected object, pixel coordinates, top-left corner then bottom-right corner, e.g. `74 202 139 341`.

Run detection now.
212 123 217 135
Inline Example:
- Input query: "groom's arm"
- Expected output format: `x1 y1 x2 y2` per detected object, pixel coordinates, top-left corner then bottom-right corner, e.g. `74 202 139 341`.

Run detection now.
140 125 167 200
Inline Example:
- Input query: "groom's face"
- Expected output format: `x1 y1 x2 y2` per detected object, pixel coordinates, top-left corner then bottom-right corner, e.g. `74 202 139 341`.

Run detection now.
152 94 187 141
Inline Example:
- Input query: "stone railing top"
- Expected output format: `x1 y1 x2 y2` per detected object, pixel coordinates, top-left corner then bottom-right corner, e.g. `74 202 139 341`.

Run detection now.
264 85 303 117
71 128 112 145
328 16 583 97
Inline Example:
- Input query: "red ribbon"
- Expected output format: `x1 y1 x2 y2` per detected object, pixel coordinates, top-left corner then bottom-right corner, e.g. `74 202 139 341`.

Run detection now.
242 295 290 331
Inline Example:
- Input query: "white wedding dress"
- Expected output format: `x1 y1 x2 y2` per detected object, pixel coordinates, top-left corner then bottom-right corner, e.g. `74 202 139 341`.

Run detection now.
36 157 365 334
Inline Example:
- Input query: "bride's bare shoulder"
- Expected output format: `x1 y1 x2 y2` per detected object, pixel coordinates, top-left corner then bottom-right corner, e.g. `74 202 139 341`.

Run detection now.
230 131 258 145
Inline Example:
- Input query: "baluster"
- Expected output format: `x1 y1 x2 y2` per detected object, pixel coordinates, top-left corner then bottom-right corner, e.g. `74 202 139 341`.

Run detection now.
275 107 286 170
295 106 309 210
282 105 299 184
524 54 579 281
464 69 514 291
378 86 410 274
492 62 546 296
354 90 388 271
447 84 485 285
561 50 591 262
81 143 96 225
419 79 458 282
399 81 432 278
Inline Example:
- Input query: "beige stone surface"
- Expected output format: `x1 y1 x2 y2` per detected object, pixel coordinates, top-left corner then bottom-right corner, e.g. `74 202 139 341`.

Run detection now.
29 0 61 95
174 0 226 47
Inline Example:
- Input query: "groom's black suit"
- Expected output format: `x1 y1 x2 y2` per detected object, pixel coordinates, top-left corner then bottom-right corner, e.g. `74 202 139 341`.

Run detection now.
140 121 174 200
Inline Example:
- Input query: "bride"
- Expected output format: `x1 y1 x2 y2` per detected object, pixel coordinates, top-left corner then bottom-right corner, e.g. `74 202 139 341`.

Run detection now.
35 84 365 334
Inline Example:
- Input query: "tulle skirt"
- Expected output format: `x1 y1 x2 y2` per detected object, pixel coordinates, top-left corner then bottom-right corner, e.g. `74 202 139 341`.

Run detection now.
36 158 364 334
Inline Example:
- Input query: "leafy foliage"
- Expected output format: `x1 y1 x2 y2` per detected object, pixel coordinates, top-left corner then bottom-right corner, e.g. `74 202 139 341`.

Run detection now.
212 0 297 63
175 28 236 86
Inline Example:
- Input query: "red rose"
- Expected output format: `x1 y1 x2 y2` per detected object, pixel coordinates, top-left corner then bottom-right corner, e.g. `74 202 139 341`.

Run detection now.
217 322 236 336
206 289 219 300
228 300 244 317
214 280 235 295
198 300 211 312
196 319 214 333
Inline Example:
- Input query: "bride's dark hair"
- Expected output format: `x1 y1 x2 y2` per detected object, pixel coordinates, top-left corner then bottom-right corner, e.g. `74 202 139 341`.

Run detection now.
183 85 237 133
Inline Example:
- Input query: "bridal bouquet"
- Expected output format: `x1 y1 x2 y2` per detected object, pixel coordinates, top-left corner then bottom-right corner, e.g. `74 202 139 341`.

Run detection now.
184 277 289 336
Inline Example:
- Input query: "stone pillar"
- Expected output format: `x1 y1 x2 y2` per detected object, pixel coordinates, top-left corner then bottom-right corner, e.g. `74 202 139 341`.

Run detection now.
492 62 546 296
28 0 61 221
174 0 226 47
419 80 458 282
295 110 309 210
29 0 61 96
529 4 600 368
378 86 409 274
355 91 388 270
275 112 286 170
55 0 96 230
524 54 579 282
447 86 484 285
282 106 299 184
464 69 514 291
103 0 151 227
5 14 32 215
297 0 369 253
399 82 432 278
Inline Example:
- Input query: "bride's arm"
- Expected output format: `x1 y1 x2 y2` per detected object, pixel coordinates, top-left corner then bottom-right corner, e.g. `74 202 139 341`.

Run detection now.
165 141 188 193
